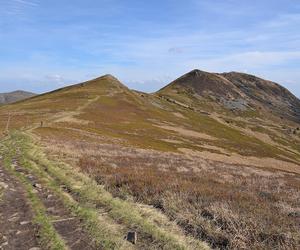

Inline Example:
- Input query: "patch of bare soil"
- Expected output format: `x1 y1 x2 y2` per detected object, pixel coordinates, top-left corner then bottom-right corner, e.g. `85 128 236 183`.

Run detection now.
160 138 183 144
155 124 217 140
172 112 186 119
0 163 40 250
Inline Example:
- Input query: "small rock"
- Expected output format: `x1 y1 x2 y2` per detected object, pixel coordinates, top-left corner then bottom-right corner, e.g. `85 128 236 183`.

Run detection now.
16 230 22 235
47 194 53 199
47 207 56 214
0 182 8 189
33 183 42 189
1 241 8 247
29 247 41 250
8 216 19 222
27 175 34 180
20 221 30 225
126 231 137 244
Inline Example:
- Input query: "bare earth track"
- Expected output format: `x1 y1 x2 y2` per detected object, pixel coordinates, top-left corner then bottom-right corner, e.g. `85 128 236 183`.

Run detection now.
13 158 99 250
0 162 39 250
0 154 99 250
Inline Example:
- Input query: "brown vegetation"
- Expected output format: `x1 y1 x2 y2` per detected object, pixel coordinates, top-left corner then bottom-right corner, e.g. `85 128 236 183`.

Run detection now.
44 138 299 249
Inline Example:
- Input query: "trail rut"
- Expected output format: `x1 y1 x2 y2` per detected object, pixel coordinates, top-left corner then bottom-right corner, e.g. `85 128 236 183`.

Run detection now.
0 162 40 250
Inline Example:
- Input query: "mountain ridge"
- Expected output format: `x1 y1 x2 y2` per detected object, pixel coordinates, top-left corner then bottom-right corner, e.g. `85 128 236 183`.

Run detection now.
0 90 36 104
157 69 300 123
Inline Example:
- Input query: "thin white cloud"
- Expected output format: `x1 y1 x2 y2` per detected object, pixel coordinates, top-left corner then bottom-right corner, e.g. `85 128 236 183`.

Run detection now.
0 0 39 17
44 74 65 84
13 0 39 7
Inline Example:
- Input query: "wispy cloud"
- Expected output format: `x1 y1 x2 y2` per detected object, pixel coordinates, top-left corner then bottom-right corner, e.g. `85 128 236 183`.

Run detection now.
0 0 39 17
14 0 39 7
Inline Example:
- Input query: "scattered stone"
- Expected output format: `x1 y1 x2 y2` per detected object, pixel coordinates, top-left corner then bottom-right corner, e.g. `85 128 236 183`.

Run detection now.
126 231 137 244
10 212 19 218
20 221 31 225
16 230 22 235
29 247 41 250
8 216 19 222
47 207 56 213
47 194 53 199
0 182 8 189
27 175 35 181
33 183 42 189
2 235 7 241
1 241 8 247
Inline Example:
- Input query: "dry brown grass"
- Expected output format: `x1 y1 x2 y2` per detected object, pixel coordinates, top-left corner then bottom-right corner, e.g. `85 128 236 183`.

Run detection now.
179 148 300 174
42 137 300 250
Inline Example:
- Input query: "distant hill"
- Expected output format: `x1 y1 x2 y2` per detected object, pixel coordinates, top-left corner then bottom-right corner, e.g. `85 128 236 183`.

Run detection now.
158 69 300 122
0 90 36 104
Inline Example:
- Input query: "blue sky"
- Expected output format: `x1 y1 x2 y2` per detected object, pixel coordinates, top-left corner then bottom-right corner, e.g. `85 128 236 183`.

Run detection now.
0 0 300 97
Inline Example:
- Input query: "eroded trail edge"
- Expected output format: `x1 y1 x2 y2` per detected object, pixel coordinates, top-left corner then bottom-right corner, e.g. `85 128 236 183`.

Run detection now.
0 162 40 250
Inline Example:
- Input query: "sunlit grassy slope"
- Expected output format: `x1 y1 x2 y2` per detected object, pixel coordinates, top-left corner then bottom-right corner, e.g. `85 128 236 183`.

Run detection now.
0 74 299 169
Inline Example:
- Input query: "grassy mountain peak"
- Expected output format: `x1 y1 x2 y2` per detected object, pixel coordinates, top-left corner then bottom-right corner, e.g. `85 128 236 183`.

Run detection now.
158 69 300 122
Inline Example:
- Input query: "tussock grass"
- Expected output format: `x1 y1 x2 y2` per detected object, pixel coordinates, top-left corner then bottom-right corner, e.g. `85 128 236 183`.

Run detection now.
65 138 299 250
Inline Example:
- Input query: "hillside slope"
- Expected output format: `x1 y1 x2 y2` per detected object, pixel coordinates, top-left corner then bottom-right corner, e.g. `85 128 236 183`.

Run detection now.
0 72 299 249
1 74 299 167
0 90 36 104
